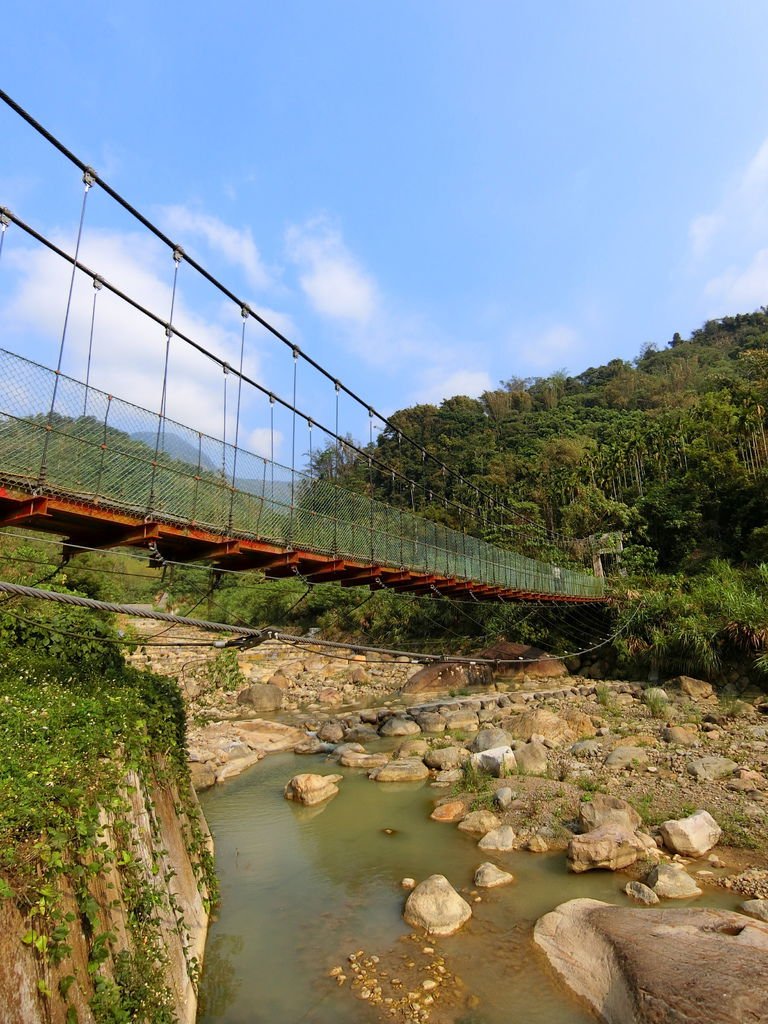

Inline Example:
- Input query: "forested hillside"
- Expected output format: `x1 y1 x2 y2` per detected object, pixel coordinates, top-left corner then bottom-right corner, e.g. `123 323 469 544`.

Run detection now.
336 309 768 575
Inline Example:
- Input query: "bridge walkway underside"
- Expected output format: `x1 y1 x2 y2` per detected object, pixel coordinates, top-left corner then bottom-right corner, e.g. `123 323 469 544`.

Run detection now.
0 488 604 603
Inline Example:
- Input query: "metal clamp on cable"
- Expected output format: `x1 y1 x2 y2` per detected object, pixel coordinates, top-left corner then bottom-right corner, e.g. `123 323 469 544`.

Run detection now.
216 629 270 650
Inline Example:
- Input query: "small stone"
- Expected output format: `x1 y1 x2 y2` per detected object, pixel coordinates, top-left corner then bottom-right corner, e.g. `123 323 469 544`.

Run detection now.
402 877 416 889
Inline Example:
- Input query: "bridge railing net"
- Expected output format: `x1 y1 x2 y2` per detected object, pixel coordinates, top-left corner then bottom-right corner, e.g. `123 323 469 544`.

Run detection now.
0 349 602 598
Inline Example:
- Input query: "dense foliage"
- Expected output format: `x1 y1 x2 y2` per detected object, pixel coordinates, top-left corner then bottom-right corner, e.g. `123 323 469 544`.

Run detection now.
0 560 214 1023
305 311 767 567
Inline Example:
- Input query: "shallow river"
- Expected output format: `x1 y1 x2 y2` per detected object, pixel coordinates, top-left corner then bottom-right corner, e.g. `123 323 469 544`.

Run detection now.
198 751 739 1024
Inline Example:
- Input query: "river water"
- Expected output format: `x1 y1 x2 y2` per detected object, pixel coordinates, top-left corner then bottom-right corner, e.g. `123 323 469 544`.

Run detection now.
197 751 739 1024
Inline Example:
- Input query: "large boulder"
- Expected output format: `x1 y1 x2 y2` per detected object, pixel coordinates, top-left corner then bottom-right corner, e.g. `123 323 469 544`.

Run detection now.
284 773 342 806
579 793 642 833
401 662 493 695
370 759 430 783
512 740 548 775
442 709 480 732
477 825 517 851
379 716 421 737
424 746 469 770
534 899 768 1024
670 674 715 700
394 737 429 759
662 725 698 746
317 720 345 744
469 728 512 753
647 863 702 899
560 708 598 738
567 825 646 873
236 682 283 711
476 640 567 680
471 746 517 777
660 809 722 857
338 750 390 770
740 900 768 922
457 810 501 835
403 875 472 935
508 708 575 746
414 711 447 733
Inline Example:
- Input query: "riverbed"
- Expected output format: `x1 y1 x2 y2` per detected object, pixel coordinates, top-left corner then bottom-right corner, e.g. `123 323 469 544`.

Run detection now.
197 750 741 1024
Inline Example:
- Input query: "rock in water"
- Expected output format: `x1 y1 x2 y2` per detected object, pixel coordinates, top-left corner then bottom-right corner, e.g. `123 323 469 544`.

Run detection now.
474 862 515 888
370 759 430 783
379 716 421 737
284 773 342 806
457 810 501 835
647 862 702 899
624 881 659 905
740 900 768 922
534 898 768 1024
403 875 472 935
477 825 517 851
659 809 722 857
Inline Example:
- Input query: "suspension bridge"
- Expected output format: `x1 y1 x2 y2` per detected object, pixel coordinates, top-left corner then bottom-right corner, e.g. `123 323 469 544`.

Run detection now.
0 92 606 605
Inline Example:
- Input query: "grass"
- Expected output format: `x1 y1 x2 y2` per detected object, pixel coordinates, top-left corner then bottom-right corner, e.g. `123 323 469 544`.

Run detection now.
718 695 750 719
594 683 613 708
642 687 670 719
452 759 498 811
718 809 761 849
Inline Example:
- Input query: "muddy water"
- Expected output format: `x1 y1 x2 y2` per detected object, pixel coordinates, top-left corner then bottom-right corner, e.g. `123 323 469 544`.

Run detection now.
198 752 740 1023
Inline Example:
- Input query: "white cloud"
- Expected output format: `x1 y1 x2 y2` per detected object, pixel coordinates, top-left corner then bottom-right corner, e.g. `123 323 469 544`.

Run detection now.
518 324 582 371
412 368 493 405
688 136 768 313
704 248 768 309
688 212 723 261
2 229 275 448
247 427 284 459
161 204 272 291
285 217 378 324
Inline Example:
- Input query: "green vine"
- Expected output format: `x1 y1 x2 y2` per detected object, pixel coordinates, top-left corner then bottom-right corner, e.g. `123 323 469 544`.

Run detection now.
0 603 216 1024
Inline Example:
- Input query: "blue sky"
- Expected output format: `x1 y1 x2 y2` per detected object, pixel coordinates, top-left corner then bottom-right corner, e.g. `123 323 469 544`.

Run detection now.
2 1 768 459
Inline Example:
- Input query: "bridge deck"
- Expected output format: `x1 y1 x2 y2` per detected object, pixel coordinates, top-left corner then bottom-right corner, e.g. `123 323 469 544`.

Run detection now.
0 349 606 603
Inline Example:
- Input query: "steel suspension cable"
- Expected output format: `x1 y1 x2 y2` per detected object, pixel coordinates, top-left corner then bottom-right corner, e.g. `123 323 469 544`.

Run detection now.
0 88 569 545
83 275 102 415
0 208 558 550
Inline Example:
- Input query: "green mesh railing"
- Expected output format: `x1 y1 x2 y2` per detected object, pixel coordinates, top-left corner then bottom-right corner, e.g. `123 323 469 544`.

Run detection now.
0 349 603 598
